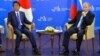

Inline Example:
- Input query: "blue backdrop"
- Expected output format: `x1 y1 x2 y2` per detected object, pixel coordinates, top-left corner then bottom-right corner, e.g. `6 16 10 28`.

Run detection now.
0 0 100 33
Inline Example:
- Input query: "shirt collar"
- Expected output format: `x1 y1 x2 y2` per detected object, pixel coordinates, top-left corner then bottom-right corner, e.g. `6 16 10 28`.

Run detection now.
15 11 20 14
86 11 89 14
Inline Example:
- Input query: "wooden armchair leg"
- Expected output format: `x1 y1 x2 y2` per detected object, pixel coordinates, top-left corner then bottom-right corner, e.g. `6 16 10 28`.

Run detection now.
12 39 15 53
85 38 88 56
85 28 88 56
6 38 9 50
23 40 26 49
92 38 95 54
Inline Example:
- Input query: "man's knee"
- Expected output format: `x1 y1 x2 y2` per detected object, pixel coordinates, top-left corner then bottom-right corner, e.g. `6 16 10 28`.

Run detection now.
16 34 22 38
15 32 22 37
27 31 33 36
14 29 22 37
66 29 73 35
77 33 84 40
77 31 84 37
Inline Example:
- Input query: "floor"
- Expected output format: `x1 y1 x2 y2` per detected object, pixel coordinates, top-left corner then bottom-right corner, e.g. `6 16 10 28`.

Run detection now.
0 31 100 56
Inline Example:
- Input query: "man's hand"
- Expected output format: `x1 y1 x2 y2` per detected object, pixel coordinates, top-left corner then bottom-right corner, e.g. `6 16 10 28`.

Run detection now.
7 24 13 30
31 23 35 29
82 11 86 17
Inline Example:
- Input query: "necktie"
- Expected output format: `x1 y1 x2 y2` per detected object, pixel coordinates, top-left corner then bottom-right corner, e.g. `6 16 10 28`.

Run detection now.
16 12 22 29
77 16 83 30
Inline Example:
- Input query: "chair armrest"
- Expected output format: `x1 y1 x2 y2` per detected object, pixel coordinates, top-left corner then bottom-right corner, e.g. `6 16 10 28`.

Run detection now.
65 23 73 30
85 24 94 39
25 23 35 31
85 25 94 34
6 24 14 39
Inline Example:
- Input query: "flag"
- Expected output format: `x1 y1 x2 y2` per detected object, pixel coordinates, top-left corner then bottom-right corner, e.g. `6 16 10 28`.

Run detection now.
18 0 33 22
70 0 77 20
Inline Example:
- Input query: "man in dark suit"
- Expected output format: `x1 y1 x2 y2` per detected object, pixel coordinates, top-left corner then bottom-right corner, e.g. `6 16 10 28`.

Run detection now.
60 2 95 55
7 1 40 55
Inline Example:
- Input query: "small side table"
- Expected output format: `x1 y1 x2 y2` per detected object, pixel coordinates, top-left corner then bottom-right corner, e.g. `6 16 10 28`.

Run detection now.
36 30 62 52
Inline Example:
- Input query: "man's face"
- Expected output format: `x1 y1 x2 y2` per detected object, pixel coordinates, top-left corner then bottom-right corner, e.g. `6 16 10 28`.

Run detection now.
83 4 90 12
13 3 20 11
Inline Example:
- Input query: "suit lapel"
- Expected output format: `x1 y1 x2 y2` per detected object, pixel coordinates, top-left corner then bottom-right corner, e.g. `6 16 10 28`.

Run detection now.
12 11 18 24
13 11 17 19
77 11 82 23
85 11 90 17
19 11 23 23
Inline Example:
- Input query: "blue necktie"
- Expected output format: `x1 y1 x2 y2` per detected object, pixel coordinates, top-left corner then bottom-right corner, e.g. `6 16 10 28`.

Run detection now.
16 12 22 29
77 16 83 30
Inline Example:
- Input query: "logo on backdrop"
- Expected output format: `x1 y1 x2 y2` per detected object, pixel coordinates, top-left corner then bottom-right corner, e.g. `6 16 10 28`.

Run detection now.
51 5 69 12
37 16 53 22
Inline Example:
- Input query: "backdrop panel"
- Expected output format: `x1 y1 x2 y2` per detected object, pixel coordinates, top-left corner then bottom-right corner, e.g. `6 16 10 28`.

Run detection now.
0 0 100 33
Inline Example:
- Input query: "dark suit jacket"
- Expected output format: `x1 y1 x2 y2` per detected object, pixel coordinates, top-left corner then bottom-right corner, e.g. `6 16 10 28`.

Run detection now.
7 11 32 30
68 11 95 30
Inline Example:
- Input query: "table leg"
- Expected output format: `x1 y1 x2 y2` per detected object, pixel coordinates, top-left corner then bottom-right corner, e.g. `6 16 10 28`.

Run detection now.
58 34 61 52
50 35 54 51
38 34 41 50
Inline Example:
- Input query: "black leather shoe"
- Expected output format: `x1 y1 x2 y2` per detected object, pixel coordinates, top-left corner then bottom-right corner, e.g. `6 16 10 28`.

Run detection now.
0 48 5 52
72 49 80 55
33 49 41 55
59 49 69 55
98 50 100 54
15 49 20 55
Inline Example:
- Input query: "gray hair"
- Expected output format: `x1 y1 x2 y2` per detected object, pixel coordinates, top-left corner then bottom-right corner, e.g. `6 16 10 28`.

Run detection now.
83 2 90 7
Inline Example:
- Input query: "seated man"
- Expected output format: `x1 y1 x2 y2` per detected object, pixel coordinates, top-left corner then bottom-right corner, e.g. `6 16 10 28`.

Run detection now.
60 2 95 55
7 1 40 55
